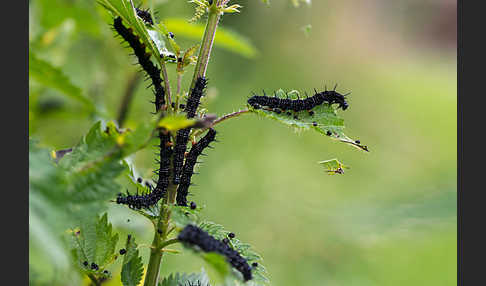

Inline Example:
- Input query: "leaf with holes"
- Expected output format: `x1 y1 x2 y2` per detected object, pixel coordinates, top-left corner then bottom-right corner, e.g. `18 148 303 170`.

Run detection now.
248 89 369 152
186 221 270 285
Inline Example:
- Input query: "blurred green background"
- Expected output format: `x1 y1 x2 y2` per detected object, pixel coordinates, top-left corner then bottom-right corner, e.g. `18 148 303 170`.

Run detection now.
29 0 456 285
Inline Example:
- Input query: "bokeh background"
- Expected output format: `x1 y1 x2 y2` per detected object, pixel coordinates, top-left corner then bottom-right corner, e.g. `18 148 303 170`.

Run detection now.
29 0 457 285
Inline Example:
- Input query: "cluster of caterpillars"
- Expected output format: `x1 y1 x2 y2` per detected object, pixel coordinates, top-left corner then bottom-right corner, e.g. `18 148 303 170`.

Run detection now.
112 10 215 209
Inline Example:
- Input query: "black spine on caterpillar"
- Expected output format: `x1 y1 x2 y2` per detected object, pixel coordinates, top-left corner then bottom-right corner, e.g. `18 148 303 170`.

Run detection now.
247 89 349 111
178 225 252 281
113 17 165 111
176 129 216 206
172 77 208 184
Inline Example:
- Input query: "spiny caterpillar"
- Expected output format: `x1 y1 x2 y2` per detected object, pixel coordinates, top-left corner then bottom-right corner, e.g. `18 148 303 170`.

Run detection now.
248 86 349 112
176 129 217 206
116 132 172 209
173 77 208 184
115 185 165 210
135 8 154 25
177 225 253 281
112 17 165 111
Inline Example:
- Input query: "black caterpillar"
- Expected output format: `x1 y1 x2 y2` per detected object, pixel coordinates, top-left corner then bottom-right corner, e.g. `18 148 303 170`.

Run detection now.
173 77 208 185
178 225 252 281
176 129 217 206
116 184 164 210
113 15 172 209
135 8 154 25
113 17 165 111
116 131 172 209
248 87 349 112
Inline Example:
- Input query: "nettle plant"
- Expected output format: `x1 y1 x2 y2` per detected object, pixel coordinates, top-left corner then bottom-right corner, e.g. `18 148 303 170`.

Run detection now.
29 0 369 285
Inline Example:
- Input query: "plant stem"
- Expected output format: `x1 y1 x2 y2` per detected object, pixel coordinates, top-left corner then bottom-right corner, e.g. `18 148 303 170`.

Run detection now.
143 183 177 286
190 2 221 90
161 64 172 108
192 109 250 138
117 72 141 127
159 238 180 249
87 274 101 286
144 3 223 285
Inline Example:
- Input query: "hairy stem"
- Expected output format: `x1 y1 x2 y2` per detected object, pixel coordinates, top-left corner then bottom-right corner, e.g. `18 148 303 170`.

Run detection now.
190 3 221 89
143 183 177 286
161 63 172 108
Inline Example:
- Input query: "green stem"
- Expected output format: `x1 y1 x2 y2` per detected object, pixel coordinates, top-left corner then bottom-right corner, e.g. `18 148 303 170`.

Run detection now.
87 274 101 286
159 238 180 249
143 184 177 286
144 2 223 285
190 2 221 90
192 109 250 138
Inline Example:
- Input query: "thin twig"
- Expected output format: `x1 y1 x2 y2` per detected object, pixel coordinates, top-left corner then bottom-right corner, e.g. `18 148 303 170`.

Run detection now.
117 72 142 127
192 109 250 138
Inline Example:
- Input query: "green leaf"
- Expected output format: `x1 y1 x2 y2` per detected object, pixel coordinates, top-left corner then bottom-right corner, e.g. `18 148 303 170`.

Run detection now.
98 0 166 64
248 89 369 152
71 213 119 274
162 18 258 59
159 269 210 286
176 220 269 284
158 114 196 132
121 235 144 286
29 51 95 111
29 119 156 278
203 252 231 278
319 158 349 175
197 221 269 285
301 24 312 37
169 205 202 229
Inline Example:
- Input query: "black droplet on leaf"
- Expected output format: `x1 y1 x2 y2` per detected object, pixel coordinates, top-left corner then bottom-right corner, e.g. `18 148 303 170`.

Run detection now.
137 177 143 183
355 140 360 144
252 262 258 267
168 32 174 39
83 261 88 267
312 122 318 126
228 232 235 239
326 131 332 136
190 201 197 209
119 249 127 255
